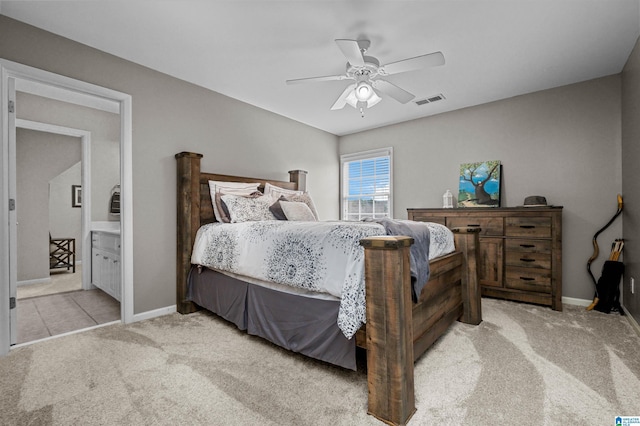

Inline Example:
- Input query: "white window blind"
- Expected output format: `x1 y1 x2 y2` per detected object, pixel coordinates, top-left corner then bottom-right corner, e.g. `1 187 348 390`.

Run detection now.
340 148 393 221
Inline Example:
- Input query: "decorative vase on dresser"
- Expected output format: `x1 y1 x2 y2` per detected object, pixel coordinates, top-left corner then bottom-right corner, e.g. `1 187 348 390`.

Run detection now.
408 206 563 311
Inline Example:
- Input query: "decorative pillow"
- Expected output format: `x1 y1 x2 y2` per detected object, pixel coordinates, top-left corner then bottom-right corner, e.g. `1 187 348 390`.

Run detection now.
264 182 304 199
209 180 260 222
284 192 319 220
215 191 262 223
269 196 288 220
280 200 317 222
221 193 276 223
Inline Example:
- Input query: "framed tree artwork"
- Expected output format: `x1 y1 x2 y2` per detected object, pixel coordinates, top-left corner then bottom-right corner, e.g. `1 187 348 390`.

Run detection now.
458 160 501 207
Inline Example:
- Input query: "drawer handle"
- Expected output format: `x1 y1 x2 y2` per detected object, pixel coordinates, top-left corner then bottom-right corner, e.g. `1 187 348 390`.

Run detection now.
520 258 536 262
520 244 535 248
519 225 535 229
467 224 481 227
520 277 535 281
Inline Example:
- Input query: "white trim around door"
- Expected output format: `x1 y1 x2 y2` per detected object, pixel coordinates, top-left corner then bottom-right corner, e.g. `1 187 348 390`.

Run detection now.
0 59 133 356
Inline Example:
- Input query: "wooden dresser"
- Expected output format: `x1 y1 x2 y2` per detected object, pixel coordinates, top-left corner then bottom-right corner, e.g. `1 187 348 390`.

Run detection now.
408 207 563 311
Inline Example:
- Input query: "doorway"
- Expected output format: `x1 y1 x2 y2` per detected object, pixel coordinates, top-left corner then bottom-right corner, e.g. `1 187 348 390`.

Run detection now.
0 59 133 355
13 120 120 344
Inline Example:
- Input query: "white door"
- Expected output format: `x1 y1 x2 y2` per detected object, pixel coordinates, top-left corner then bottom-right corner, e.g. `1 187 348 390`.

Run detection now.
7 77 17 345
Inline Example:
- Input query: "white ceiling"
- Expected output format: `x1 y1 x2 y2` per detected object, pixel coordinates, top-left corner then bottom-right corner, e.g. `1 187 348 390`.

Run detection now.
2 1 639 136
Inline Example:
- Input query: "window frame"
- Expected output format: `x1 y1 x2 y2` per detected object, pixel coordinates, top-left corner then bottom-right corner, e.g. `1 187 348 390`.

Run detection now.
340 147 393 221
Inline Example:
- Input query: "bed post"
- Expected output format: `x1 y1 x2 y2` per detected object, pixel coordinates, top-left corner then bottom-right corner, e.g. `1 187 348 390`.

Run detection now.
360 236 416 426
176 151 203 314
288 169 307 191
452 227 482 325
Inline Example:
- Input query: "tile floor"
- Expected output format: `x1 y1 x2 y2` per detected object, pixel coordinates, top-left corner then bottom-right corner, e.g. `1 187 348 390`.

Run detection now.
17 289 120 344
16 266 120 344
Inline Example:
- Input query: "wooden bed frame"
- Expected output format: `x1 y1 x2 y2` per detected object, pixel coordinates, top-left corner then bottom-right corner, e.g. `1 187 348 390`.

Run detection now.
176 152 481 426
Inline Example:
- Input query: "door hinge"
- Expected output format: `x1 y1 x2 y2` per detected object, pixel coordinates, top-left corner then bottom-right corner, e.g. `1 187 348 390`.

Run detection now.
10 297 16 309
8 100 15 113
9 199 15 211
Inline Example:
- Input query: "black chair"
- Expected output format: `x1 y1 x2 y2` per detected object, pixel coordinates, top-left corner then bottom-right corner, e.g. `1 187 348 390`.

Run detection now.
49 234 76 273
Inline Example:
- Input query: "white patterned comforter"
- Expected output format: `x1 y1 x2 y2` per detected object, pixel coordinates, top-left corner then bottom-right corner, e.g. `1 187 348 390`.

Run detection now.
191 220 454 338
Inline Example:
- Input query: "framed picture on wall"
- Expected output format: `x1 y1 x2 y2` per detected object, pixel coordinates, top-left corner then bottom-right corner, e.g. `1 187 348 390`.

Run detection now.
72 185 82 208
458 160 502 207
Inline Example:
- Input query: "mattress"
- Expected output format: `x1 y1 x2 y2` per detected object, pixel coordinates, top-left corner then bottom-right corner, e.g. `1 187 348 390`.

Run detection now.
190 220 455 338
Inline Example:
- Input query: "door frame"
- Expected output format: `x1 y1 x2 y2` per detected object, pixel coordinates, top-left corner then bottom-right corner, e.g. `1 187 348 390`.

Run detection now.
16 119 92 293
0 59 133 355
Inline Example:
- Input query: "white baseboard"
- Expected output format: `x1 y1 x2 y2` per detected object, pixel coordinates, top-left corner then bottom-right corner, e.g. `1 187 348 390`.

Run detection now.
132 305 176 322
563 297 640 336
562 296 593 307
17 277 51 287
622 306 640 336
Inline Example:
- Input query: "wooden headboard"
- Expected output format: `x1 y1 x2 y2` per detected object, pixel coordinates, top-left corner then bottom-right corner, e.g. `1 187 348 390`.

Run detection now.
175 151 307 313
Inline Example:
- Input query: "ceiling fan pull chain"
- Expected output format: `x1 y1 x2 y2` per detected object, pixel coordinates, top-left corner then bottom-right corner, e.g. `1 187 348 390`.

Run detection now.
357 101 367 117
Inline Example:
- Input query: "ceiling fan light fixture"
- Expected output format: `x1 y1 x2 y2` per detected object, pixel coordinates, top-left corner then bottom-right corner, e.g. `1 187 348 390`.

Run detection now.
355 82 374 101
368 92 382 107
345 88 381 110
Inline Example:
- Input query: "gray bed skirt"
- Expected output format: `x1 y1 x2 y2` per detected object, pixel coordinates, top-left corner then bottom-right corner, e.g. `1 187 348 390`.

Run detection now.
187 266 357 370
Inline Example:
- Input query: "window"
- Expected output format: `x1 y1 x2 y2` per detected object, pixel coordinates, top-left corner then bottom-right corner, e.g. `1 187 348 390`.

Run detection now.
340 148 393 220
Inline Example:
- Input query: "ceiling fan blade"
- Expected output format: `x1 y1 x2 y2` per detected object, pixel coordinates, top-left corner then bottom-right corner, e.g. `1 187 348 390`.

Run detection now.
381 51 445 75
330 83 356 110
286 74 348 85
372 79 415 104
335 39 365 67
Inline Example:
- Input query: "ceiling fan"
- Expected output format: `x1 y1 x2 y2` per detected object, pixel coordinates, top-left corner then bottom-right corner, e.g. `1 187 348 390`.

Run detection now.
286 39 445 116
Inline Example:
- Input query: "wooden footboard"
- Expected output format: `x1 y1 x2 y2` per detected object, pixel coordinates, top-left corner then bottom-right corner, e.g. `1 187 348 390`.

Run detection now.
176 152 481 426
359 228 480 426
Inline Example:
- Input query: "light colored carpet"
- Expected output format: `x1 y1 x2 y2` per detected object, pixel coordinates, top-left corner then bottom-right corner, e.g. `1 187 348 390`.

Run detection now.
1 298 639 425
17 265 83 299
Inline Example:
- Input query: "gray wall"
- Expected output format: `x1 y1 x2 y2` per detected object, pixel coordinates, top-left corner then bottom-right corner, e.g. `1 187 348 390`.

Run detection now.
340 76 623 303
622 35 640 325
16 92 121 223
16 129 80 281
49 161 82 260
0 16 339 314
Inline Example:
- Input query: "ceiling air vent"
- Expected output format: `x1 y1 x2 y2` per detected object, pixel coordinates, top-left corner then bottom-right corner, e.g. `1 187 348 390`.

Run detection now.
415 94 445 106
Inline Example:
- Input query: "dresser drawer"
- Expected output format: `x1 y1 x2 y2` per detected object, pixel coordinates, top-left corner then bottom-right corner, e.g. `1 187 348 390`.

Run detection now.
505 251 551 269
505 266 551 293
505 238 551 254
446 217 503 236
505 217 551 238
409 214 446 225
